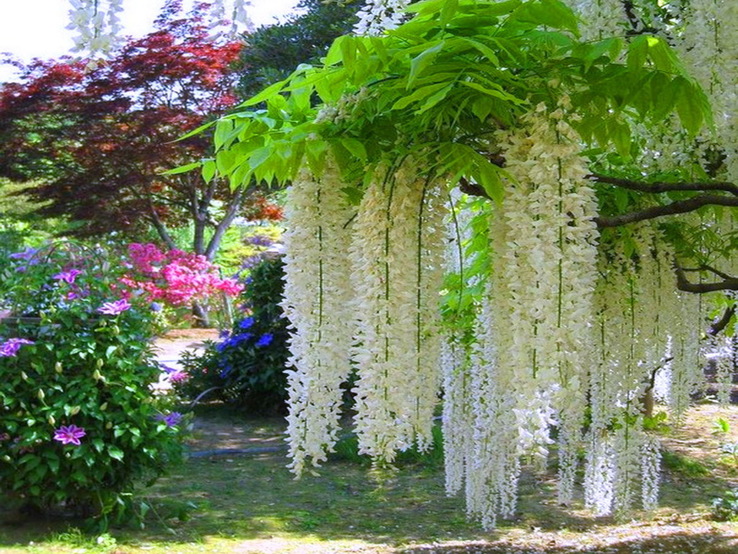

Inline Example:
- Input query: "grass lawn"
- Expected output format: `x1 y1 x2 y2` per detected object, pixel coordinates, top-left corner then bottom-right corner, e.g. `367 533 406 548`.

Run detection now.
2 403 738 553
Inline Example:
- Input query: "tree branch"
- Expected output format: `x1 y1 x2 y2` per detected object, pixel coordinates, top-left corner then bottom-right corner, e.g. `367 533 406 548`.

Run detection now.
205 186 245 261
709 305 736 336
594 195 738 228
146 197 178 251
589 173 738 196
458 176 489 199
675 262 738 293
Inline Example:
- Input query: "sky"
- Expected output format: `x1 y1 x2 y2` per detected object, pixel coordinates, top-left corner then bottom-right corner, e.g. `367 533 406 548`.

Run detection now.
0 0 301 82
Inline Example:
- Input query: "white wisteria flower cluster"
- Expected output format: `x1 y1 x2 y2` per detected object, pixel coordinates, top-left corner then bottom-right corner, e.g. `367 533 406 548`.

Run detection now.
283 160 449 472
67 0 252 57
676 0 738 182
208 0 254 39
354 0 411 36
443 104 602 528
67 0 124 57
281 164 356 475
350 167 448 460
564 0 630 40
585 225 703 514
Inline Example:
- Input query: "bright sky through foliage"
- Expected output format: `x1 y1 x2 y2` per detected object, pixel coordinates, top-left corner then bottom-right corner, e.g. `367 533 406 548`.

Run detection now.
0 0 300 82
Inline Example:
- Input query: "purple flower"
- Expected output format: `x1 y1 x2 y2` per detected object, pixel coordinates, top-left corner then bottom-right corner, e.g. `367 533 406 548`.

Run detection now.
0 338 34 357
155 412 183 427
53 425 86 446
97 299 131 315
247 235 274 247
256 333 273 347
150 302 162 312
9 247 38 261
239 317 255 330
53 269 82 284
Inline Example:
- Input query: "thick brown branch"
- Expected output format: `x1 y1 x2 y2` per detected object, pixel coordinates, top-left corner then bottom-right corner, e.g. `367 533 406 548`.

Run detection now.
709 305 736 336
675 262 738 293
589 173 738 196
595 194 738 228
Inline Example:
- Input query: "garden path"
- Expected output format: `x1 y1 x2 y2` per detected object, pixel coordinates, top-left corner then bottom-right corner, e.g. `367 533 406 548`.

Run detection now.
153 328 286 456
152 328 219 371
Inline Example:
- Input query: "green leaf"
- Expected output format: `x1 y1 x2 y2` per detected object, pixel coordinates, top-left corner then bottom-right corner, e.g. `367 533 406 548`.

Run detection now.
249 147 272 170
239 80 287 107
392 82 450 110
214 119 235 150
675 77 705 135
459 37 500 65
201 160 217 183
161 162 200 176
513 0 579 34
477 162 504 204
440 0 459 23
408 41 446 89
627 35 649 70
458 81 525 105
108 445 124 462
341 138 367 162
417 84 454 113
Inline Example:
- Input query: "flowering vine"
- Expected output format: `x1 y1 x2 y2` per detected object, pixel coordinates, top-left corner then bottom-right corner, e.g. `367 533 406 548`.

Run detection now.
282 162 356 475
350 163 448 461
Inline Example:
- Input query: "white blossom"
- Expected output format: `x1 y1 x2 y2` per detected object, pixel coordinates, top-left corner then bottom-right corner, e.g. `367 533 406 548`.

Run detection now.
350 164 448 462
282 163 356 476
354 0 411 36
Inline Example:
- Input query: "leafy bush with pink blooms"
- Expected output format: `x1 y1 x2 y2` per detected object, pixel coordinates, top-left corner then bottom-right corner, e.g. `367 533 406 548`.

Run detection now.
120 243 242 309
0 241 183 527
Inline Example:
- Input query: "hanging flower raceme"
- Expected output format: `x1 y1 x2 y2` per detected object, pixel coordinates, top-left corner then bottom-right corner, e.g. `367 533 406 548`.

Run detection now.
676 0 738 182
564 0 631 40
282 162 356 476
350 163 448 462
584 224 697 515
453 102 600 527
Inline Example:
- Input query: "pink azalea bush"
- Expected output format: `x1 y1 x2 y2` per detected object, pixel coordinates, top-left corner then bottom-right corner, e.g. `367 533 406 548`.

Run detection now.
120 243 242 307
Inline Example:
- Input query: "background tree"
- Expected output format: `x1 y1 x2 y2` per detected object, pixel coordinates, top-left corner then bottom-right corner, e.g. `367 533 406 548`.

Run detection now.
0 1 246 260
236 0 362 98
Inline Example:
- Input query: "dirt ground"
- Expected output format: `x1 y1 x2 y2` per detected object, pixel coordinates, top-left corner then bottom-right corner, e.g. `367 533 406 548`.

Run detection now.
152 328 220 368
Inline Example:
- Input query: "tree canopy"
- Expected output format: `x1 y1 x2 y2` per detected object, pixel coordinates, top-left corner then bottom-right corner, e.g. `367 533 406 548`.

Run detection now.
0 2 246 257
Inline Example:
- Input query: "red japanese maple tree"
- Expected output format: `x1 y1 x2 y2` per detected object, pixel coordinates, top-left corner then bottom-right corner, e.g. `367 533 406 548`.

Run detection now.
0 0 273 259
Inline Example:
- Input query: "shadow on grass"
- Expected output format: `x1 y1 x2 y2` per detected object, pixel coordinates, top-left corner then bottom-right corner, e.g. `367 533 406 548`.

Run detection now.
1 411 738 552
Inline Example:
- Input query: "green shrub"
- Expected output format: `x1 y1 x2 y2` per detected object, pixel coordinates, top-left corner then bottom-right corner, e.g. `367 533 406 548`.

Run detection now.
179 254 289 414
0 242 183 527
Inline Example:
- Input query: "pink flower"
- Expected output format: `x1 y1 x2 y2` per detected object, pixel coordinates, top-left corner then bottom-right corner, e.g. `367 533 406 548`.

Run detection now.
53 425 86 446
168 369 188 383
97 299 131 315
0 338 34 357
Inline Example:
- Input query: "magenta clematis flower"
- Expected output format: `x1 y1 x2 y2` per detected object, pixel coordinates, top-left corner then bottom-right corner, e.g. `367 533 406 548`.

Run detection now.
53 269 82 284
97 299 131 315
53 425 86 446
0 338 34 357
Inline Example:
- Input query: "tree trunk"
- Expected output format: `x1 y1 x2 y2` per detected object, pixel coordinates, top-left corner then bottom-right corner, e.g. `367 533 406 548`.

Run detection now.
191 300 210 328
